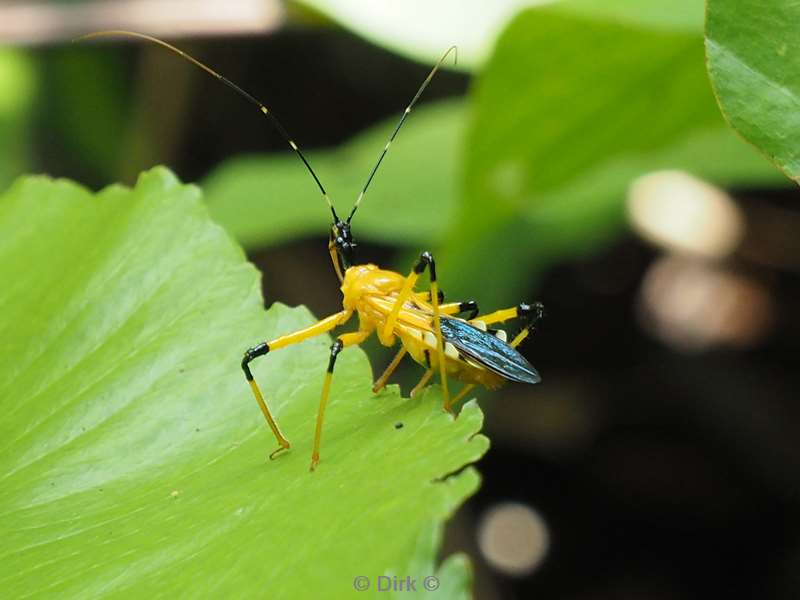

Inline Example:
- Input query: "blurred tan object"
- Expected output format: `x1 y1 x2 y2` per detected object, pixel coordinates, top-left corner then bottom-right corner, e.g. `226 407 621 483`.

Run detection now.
638 255 774 352
0 0 284 45
477 502 549 577
628 170 745 259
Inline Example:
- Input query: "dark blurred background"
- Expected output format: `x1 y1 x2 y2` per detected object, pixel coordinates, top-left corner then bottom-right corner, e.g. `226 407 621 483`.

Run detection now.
2 1 800 598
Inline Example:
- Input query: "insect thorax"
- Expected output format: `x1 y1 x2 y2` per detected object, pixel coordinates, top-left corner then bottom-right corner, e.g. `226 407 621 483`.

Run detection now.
340 264 406 312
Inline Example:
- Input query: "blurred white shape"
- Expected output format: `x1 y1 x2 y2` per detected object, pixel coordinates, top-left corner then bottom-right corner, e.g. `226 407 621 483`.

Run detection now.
638 255 774 352
477 502 549 577
628 170 745 260
0 0 284 45
297 0 552 70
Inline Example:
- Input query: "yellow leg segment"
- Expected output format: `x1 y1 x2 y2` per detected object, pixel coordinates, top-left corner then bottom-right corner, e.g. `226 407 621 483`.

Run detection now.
471 302 544 328
429 279 450 406
472 307 518 326
511 328 531 347
328 238 344 283
438 302 467 315
249 379 291 459
445 383 475 411
310 330 371 471
373 298 468 396
373 347 408 393
383 272 420 340
410 295 465 315
269 310 351 351
410 369 434 397
242 309 352 460
382 252 451 408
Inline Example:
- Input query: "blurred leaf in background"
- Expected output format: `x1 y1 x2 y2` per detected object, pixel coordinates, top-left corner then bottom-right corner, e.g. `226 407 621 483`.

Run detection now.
40 45 132 184
706 0 800 183
0 167 487 599
0 48 36 190
441 2 785 307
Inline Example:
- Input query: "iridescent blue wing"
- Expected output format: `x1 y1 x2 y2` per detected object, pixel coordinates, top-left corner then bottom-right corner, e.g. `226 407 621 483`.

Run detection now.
439 317 541 384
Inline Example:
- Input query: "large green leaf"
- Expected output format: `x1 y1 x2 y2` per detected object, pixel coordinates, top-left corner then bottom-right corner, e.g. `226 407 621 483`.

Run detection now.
0 168 487 598
204 99 465 249
441 3 783 306
706 0 800 183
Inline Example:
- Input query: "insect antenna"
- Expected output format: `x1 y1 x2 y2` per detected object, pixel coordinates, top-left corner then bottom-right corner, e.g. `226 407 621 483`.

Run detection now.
75 30 339 222
346 45 458 224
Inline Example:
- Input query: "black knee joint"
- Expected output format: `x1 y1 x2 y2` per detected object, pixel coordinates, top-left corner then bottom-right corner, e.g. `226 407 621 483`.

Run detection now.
414 251 436 281
459 300 479 320
327 339 344 373
518 302 545 329
242 342 270 380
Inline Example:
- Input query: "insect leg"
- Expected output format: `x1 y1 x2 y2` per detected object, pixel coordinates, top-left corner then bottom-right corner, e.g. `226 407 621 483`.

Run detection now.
414 289 445 305
509 302 545 346
472 302 544 329
372 347 407 393
411 369 435 397
384 252 449 405
311 330 371 471
446 384 476 410
457 300 480 320
383 259 424 339
372 302 476 394
328 234 345 283
241 309 352 460
415 298 479 319
421 300 483 396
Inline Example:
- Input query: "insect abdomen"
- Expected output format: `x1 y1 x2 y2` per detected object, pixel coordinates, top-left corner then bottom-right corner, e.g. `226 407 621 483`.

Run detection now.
397 323 504 389
439 317 540 384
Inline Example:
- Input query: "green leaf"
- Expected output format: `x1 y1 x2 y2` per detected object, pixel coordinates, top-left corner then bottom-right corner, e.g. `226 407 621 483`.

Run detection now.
440 4 783 306
0 168 487 598
706 0 800 183
203 99 465 249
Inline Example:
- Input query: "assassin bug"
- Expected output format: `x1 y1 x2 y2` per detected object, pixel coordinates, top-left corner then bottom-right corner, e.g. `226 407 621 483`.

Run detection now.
80 30 544 471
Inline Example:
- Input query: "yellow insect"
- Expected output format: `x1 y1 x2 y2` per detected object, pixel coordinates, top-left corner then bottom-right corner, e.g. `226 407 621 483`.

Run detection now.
80 31 544 471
